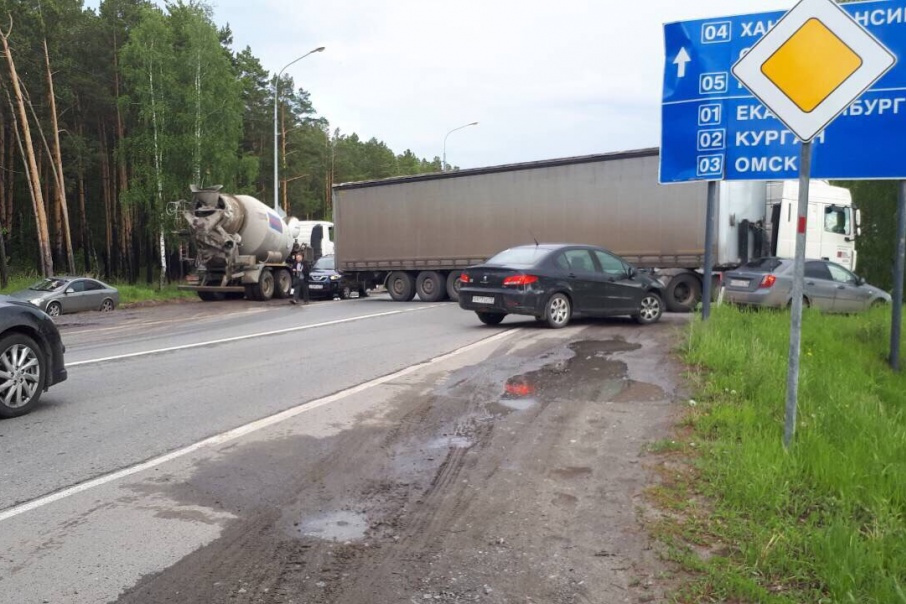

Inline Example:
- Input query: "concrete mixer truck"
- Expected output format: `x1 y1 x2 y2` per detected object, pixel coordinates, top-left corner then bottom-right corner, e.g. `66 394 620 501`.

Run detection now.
179 186 301 301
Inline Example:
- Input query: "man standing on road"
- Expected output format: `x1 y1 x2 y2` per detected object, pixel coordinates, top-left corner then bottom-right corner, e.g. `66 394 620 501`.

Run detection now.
290 253 310 305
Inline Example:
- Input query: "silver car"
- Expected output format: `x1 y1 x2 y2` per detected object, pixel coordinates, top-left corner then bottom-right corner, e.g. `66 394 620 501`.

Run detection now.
8 277 120 317
724 258 890 312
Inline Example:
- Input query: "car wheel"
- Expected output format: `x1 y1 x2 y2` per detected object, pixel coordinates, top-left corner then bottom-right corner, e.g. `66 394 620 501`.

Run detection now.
340 285 351 300
476 312 506 326
544 293 571 329
45 301 62 318
100 298 115 312
0 333 46 418
634 292 664 325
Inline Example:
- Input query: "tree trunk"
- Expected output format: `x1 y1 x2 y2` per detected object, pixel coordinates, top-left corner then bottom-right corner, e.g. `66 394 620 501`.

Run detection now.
44 39 75 274
3 121 13 232
147 41 167 289
1 29 53 275
193 52 201 184
113 28 131 279
0 120 7 236
99 121 113 279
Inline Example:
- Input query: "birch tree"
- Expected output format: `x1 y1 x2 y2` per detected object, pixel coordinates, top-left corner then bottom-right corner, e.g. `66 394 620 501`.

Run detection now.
120 6 174 288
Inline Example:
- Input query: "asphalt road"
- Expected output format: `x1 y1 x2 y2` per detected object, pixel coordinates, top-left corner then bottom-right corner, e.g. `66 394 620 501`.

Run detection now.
1 295 521 510
0 295 686 604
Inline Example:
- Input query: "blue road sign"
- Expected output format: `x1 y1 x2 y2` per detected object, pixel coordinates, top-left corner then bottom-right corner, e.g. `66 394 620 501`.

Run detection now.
661 0 906 183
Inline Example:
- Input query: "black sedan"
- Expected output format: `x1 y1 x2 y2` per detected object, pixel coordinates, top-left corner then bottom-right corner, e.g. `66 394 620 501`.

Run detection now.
0 299 67 418
459 244 665 328
306 255 355 299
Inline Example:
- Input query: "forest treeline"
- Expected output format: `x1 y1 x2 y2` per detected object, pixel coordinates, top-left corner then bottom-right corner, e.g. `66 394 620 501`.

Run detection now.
0 0 441 285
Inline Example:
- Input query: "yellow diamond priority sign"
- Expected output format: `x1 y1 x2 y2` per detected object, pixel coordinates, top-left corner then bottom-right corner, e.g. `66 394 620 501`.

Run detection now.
732 0 895 142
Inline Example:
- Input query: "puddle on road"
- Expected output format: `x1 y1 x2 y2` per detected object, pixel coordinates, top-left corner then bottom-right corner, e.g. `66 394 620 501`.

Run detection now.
424 435 474 449
495 339 660 408
295 510 369 542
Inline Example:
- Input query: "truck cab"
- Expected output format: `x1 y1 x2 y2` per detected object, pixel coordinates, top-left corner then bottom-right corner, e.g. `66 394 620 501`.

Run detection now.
768 182 859 271
289 220 335 257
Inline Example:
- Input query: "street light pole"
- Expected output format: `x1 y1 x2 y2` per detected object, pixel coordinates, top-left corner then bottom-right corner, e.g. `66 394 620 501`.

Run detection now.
442 121 479 172
274 46 325 210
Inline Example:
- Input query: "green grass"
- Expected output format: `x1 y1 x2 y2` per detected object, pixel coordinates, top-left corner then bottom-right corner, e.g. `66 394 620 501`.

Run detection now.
653 304 906 603
0 273 196 306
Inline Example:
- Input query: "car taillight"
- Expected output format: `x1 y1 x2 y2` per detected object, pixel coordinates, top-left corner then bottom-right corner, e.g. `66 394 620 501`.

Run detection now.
503 274 539 286
460 273 471 284
759 274 777 288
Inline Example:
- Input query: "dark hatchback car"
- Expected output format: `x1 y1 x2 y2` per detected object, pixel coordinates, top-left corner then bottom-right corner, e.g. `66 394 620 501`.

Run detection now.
0 299 67 418
306 255 355 299
458 244 666 328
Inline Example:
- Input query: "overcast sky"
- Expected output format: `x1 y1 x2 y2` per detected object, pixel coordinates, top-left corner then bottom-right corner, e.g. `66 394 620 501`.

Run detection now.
86 0 794 168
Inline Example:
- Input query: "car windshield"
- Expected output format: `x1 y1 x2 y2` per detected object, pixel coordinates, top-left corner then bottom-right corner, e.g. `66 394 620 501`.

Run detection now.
740 258 784 273
485 247 550 267
313 256 335 270
29 278 68 292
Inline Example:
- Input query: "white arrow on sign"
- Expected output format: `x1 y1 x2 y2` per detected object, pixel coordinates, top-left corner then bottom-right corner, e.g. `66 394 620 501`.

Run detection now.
673 47 691 78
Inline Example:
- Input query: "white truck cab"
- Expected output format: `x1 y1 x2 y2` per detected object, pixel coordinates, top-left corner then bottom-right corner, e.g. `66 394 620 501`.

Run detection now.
288 220 335 256
769 181 859 271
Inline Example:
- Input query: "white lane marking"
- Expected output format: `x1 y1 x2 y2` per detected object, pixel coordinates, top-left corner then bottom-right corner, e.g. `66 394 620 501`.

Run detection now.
63 307 272 336
0 328 518 523
69 306 440 367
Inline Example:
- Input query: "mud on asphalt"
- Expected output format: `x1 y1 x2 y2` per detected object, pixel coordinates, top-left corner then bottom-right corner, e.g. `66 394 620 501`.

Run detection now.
113 315 689 604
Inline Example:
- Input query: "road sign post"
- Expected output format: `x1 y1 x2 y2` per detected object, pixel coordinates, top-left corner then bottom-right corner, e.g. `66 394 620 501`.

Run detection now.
892 182 906 371
784 141 811 448
701 182 717 321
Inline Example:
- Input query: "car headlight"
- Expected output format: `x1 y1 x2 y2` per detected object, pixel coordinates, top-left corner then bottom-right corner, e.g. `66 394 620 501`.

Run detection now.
330 275 340 281
29 298 43 306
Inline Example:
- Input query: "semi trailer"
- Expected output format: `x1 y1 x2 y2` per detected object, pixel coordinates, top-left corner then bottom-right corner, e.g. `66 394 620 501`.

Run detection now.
332 148 858 311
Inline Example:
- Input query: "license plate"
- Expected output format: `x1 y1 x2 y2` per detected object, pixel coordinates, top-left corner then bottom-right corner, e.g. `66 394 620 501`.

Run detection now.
309 284 324 290
729 279 749 288
472 295 495 304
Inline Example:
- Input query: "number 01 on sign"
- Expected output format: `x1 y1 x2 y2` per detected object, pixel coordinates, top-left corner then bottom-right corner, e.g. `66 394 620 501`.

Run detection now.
731 0 896 448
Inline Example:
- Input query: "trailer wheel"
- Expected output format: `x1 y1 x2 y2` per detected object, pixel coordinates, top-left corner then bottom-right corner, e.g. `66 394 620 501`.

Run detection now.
198 291 225 302
416 271 446 302
273 268 292 299
387 272 416 302
248 269 275 301
446 271 462 302
665 273 701 313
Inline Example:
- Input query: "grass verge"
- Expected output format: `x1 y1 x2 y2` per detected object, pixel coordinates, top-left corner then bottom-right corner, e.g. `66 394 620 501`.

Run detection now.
0 274 196 306
649 304 906 603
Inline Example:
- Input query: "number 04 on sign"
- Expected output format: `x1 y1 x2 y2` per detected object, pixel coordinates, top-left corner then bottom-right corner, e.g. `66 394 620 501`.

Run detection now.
731 0 896 142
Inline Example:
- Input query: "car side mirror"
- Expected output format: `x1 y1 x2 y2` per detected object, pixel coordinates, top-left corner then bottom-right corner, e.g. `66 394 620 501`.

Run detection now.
627 267 636 278
65 287 75 294
857 276 866 286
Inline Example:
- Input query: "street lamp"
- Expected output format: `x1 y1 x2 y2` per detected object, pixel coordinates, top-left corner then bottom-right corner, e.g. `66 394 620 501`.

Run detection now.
442 121 479 172
274 46 325 210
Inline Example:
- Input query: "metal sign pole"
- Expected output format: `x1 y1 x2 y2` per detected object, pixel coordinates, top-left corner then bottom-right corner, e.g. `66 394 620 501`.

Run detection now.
784 141 812 449
891 181 906 370
702 181 717 320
